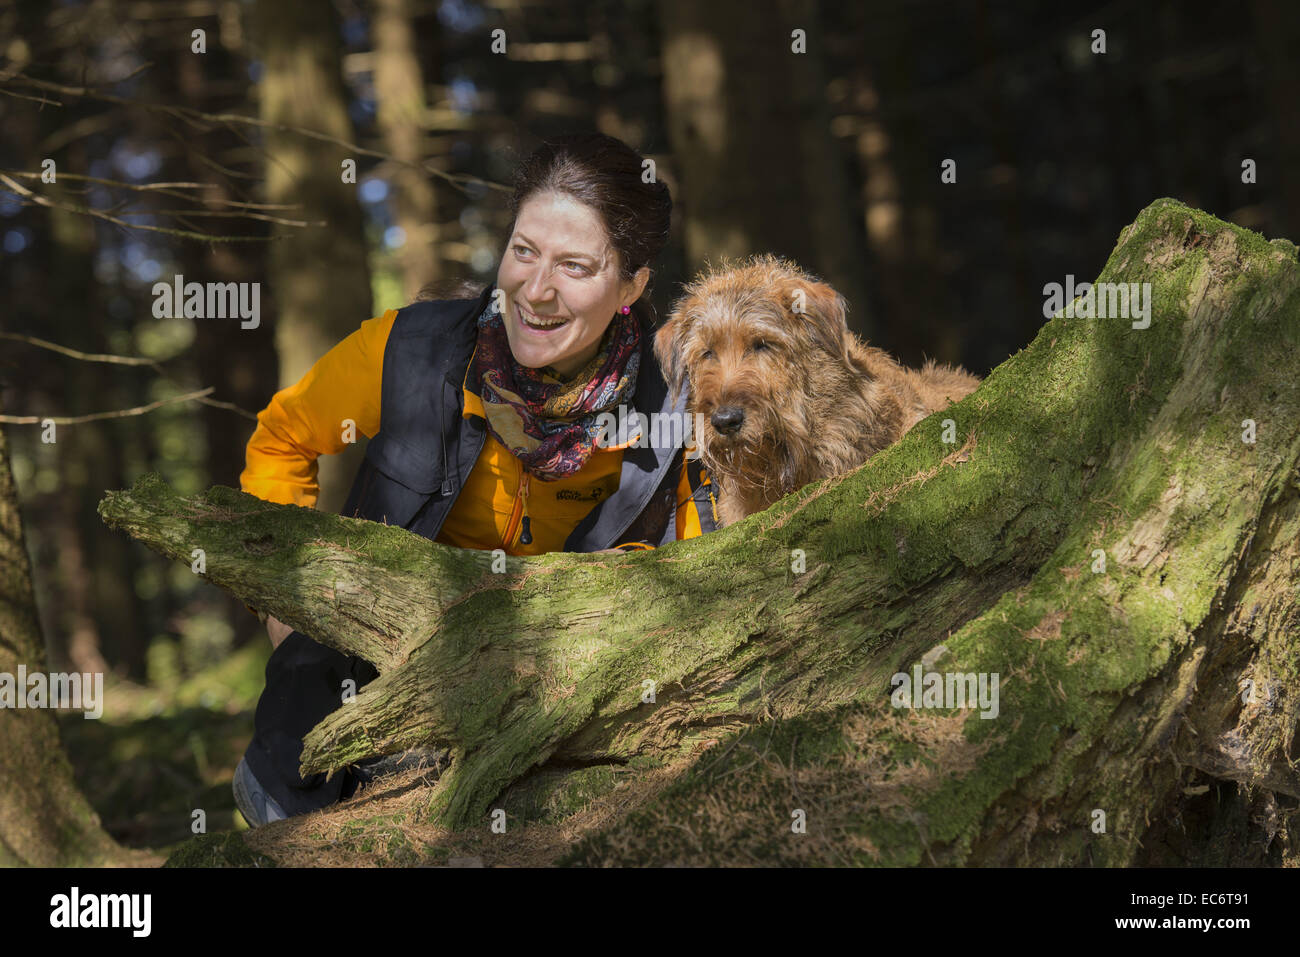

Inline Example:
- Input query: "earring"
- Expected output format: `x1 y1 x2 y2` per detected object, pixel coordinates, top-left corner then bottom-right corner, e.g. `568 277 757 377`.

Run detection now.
620 305 631 315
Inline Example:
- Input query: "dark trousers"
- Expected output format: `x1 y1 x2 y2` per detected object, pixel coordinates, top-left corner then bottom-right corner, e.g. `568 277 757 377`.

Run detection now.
241 630 380 818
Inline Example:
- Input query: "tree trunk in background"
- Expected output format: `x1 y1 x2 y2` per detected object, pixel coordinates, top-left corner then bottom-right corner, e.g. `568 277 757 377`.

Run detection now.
45 161 139 678
847 14 962 368
9 55 120 678
657 0 870 333
103 201 1300 864
0 411 129 865
374 0 443 301
1251 0 1300 242
253 0 372 514
176 26 277 648
844 65 907 348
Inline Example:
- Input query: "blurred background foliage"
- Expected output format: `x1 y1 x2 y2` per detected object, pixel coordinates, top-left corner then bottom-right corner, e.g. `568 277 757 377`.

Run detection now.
1 0 1297 849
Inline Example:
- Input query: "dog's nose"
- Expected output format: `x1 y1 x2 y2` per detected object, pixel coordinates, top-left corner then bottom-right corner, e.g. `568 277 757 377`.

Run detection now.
711 406 745 435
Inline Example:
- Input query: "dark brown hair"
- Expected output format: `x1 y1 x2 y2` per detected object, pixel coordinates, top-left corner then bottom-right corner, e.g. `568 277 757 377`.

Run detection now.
413 277 488 302
508 132 672 284
415 133 671 305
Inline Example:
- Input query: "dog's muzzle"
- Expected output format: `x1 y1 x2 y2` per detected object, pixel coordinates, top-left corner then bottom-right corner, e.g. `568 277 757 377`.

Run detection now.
711 406 745 436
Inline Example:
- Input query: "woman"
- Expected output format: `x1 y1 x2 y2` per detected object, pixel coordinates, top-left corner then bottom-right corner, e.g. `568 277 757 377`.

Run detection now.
232 133 719 826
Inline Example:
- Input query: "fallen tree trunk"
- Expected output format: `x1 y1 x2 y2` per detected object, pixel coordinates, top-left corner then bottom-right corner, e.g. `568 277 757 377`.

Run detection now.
100 198 1300 864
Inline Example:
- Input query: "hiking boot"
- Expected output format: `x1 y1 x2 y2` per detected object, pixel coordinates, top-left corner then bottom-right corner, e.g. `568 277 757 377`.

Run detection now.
232 757 289 828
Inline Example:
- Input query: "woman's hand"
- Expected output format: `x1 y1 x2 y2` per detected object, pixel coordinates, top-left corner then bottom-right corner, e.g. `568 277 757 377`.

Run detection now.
263 614 295 649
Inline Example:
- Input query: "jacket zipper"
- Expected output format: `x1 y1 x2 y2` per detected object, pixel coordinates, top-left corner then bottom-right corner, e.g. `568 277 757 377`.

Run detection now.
519 474 532 544
503 457 532 547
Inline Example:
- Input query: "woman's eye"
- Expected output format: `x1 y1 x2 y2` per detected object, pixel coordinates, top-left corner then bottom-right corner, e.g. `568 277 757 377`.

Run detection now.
513 244 534 259
562 261 591 276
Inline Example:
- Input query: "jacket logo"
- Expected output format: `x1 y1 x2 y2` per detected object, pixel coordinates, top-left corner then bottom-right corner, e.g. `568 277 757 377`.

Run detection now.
556 488 605 503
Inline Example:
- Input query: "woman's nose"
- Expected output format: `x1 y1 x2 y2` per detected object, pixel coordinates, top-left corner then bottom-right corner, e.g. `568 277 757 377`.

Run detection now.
522 263 555 302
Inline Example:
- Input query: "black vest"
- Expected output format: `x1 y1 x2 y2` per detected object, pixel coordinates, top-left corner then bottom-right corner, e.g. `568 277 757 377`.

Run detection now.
339 288 712 550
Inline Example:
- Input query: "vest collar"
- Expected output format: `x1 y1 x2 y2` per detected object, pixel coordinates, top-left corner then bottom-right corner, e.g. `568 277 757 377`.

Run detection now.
562 314 679 551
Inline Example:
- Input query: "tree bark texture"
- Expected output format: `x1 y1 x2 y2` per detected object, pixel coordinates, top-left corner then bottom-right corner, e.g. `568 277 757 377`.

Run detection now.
0 403 130 865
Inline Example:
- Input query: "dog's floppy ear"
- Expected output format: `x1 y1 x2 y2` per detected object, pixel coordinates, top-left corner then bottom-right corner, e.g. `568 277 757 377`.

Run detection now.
786 278 852 362
654 311 689 407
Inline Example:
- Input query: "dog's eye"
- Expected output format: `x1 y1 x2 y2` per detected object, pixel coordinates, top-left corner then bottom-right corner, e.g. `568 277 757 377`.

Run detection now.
751 340 770 352
701 349 714 360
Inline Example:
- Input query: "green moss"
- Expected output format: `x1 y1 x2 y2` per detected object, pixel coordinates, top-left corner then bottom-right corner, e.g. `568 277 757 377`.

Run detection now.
498 764 629 825
163 831 277 868
563 199 1300 866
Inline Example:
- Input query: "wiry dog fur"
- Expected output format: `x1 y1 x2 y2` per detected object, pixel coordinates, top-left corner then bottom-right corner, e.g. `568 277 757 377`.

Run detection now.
655 255 981 526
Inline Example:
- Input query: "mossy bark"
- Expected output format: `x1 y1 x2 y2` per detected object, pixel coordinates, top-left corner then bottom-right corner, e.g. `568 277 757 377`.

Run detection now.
103 199 1300 864
0 406 133 865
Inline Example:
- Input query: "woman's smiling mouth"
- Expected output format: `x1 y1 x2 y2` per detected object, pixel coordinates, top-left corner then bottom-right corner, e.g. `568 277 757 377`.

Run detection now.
517 301 572 332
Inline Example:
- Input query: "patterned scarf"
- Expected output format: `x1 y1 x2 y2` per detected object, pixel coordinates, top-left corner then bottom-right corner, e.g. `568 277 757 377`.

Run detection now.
472 297 641 481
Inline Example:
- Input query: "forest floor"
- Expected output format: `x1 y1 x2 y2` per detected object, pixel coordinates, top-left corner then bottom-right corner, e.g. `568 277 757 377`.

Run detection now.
58 639 269 862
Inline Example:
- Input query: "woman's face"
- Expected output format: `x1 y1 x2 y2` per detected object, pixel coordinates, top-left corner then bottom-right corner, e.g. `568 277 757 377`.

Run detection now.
496 191 649 379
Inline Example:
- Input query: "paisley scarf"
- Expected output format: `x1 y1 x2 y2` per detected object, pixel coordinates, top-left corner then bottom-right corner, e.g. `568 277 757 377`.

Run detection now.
472 297 641 481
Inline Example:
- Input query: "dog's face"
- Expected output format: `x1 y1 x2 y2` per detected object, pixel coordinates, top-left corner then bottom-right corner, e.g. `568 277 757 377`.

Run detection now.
655 256 855 491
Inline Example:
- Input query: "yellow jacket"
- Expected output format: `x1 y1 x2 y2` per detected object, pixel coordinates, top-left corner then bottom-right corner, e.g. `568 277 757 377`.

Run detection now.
241 308 717 554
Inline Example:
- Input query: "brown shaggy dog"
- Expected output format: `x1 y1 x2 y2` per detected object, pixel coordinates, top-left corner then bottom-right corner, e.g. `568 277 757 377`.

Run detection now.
655 255 981 526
